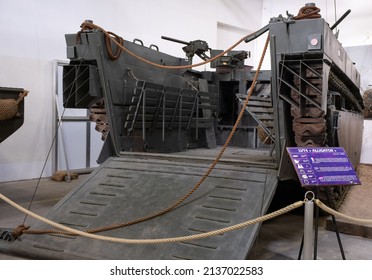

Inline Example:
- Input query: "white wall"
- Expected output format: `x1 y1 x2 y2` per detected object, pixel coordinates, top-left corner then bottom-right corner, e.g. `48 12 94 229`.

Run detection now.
0 56 54 181
0 0 263 182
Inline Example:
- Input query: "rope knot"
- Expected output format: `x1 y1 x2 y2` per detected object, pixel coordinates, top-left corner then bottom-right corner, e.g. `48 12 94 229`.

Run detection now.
12 224 30 239
294 5 321 20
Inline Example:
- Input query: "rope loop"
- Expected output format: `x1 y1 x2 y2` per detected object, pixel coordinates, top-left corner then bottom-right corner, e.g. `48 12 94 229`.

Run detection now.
104 31 124 60
304 191 315 202
294 4 321 20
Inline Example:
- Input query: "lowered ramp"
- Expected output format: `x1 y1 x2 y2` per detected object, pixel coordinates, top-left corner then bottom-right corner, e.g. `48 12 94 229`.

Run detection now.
3 149 278 259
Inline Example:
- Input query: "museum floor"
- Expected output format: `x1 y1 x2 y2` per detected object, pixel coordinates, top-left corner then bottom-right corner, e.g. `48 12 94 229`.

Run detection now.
0 172 371 260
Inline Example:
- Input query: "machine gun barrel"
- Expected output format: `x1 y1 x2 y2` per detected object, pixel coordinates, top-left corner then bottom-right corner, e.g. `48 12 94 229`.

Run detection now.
330 9 351 30
244 24 269 43
161 36 189 45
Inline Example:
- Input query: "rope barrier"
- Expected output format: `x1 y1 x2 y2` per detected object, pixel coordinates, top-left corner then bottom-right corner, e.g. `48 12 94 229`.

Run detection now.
3 194 372 244
0 193 303 244
315 199 372 225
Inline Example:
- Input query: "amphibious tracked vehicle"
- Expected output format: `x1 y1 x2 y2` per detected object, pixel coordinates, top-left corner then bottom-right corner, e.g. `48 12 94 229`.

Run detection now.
0 4 364 259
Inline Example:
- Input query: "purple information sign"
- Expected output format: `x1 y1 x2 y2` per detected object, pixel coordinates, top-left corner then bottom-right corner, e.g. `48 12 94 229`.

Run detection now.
286 147 361 187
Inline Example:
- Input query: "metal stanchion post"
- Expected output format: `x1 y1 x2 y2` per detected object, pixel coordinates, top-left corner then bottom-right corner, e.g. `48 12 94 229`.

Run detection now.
303 191 314 260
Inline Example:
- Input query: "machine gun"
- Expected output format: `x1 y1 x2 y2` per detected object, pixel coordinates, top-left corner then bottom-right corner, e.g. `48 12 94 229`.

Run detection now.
161 35 249 68
161 36 210 61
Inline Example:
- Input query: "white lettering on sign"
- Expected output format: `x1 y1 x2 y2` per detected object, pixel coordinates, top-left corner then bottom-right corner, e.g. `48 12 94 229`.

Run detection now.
310 148 335 153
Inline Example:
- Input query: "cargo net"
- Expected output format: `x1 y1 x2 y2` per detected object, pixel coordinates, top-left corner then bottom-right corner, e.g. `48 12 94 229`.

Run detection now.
0 90 28 121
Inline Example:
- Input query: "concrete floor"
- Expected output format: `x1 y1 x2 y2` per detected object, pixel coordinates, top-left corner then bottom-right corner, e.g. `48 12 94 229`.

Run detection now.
0 173 371 260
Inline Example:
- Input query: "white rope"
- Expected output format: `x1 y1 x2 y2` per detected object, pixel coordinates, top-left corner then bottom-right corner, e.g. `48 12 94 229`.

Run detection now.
0 193 303 244
315 199 372 225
